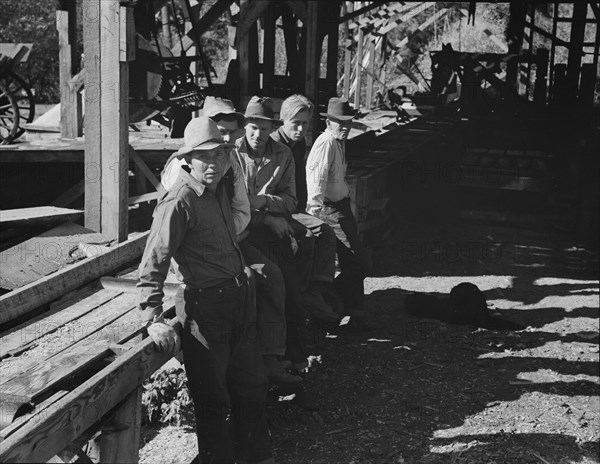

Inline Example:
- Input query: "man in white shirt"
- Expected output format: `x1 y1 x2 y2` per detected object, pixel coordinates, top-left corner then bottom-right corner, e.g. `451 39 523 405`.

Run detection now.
305 97 376 330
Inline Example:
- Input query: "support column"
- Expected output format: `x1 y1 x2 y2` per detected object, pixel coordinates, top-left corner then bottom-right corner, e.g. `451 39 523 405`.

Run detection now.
83 0 131 241
305 1 319 144
57 0 82 139
263 6 275 96
566 1 587 102
342 2 353 99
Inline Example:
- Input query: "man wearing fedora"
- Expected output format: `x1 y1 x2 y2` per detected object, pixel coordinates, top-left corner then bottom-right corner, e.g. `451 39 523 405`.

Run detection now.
306 97 376 331
234 96 340 380
161 96 302 389
138 116 274 464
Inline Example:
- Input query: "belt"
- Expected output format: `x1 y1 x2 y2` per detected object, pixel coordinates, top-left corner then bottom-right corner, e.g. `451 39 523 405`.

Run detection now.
187 273 248 293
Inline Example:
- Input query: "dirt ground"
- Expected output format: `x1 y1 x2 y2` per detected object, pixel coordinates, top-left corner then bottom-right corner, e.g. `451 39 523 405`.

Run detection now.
138 212 599 464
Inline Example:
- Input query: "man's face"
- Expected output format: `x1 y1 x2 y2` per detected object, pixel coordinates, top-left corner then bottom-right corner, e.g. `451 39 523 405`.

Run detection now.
214 118 243 143
186 147 229 187
282 109 310 142
245 118 275 152
328 117 352 141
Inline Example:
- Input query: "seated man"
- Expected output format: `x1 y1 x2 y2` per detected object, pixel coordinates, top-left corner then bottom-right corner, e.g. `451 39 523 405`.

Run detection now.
161 97 301 388
137 117 274 463
234 96 338 373
271 94 340 317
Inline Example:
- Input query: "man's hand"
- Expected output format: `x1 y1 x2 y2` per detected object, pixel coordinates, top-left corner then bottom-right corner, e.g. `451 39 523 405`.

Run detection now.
249 195 267 210
264 215 295 239
147 321 180 354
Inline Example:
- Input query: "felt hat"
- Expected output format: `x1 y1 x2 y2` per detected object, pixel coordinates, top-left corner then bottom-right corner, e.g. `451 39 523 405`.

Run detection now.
175 117 235 157
201 96 245 124
319 97 357 121
244 96 282 124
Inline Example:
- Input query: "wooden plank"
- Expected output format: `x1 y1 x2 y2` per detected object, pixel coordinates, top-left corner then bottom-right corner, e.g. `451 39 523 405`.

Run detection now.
354 6 364 109
235 0 272 47
83 0 102 232
262 6 275 96
0 207 82 228
0 231 148 326
1 342 112 403
339 0 386 24
0 222 106 292
100 0 129 242
305 0 319 143
51 180 85 208
0 288 117 359
0 318 182 463
342 2 353 99
0 390 69 440
94 388 142 462
128 146 165 194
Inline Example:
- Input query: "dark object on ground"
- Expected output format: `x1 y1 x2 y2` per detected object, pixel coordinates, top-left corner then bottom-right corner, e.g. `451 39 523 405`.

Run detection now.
405 282 525 330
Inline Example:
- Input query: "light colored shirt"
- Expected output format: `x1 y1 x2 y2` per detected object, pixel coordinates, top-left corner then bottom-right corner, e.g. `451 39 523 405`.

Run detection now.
234 136 297 226
161 151 250 235
137 169 244 322
305 128 350 215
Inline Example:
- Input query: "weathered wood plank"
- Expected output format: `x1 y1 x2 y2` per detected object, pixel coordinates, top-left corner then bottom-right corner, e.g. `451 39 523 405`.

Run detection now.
1 342 112 403
0 222 106 292
0 287 116 359
0 207 83 228
0 390 69 439
0 231 148 326
0 319 181 462
51 180 85 208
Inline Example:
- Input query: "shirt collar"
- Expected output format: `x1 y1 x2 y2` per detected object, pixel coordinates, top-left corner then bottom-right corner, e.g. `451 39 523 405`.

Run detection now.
172 165 207 197
276 127 295 148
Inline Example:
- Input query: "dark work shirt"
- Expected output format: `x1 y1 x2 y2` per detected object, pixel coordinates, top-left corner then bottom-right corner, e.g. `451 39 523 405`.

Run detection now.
137 169 244 322
271 127 307 212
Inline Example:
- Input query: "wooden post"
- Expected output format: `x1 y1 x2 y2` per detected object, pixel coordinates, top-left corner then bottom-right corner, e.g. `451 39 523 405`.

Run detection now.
305 0 319 143
566 1 587 102
57 0 82 139
365 38 375 108
549 1 558 95
326 4 340 96
161 5 171 48
506 2 526 93
263 5 275 96
90 388 143 463
342 2 353 99
533 48 549 104
100 1 131 242
83 0 102 232
354 2 364 109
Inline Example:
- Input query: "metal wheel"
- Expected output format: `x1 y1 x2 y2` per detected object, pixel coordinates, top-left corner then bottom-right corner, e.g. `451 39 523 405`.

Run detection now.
1 72 35 139
0 82 20 144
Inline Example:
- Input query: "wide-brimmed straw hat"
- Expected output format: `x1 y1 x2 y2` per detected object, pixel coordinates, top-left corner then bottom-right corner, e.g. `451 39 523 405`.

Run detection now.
244 96 282 124
319 97 357 121
201 96 245 124
175 117 235 157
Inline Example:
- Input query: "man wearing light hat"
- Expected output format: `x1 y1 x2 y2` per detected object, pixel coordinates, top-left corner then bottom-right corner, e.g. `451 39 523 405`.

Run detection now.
138 116 274 464
161 96 302 389
306 97 375 331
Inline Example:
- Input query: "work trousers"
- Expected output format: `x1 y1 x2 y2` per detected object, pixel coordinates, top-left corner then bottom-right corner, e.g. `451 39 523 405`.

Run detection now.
292 212 337 284
246 219 314 365
239 240 286 357
176 279 272 464
320 197 373 317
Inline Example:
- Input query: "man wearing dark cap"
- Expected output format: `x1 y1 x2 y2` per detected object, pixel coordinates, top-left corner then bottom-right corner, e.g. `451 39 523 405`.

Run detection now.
306 97 375 331
138 117 274 464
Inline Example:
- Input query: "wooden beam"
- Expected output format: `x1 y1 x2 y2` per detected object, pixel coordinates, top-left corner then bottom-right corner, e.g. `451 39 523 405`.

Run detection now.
83 0 102 233
342 2 353 99
283 0 307 21
0 318 181 463
338 0 387 24
234 0 272 47
326 4 340 85
354 2 364 109
129 146 165 194
365 39 375 108
566 1 587 101
305 0 319 138
100 1 129 242
0 206 83 228
171 0 234 56
262 5 275 95
0 232 148 326
57 2 82 139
